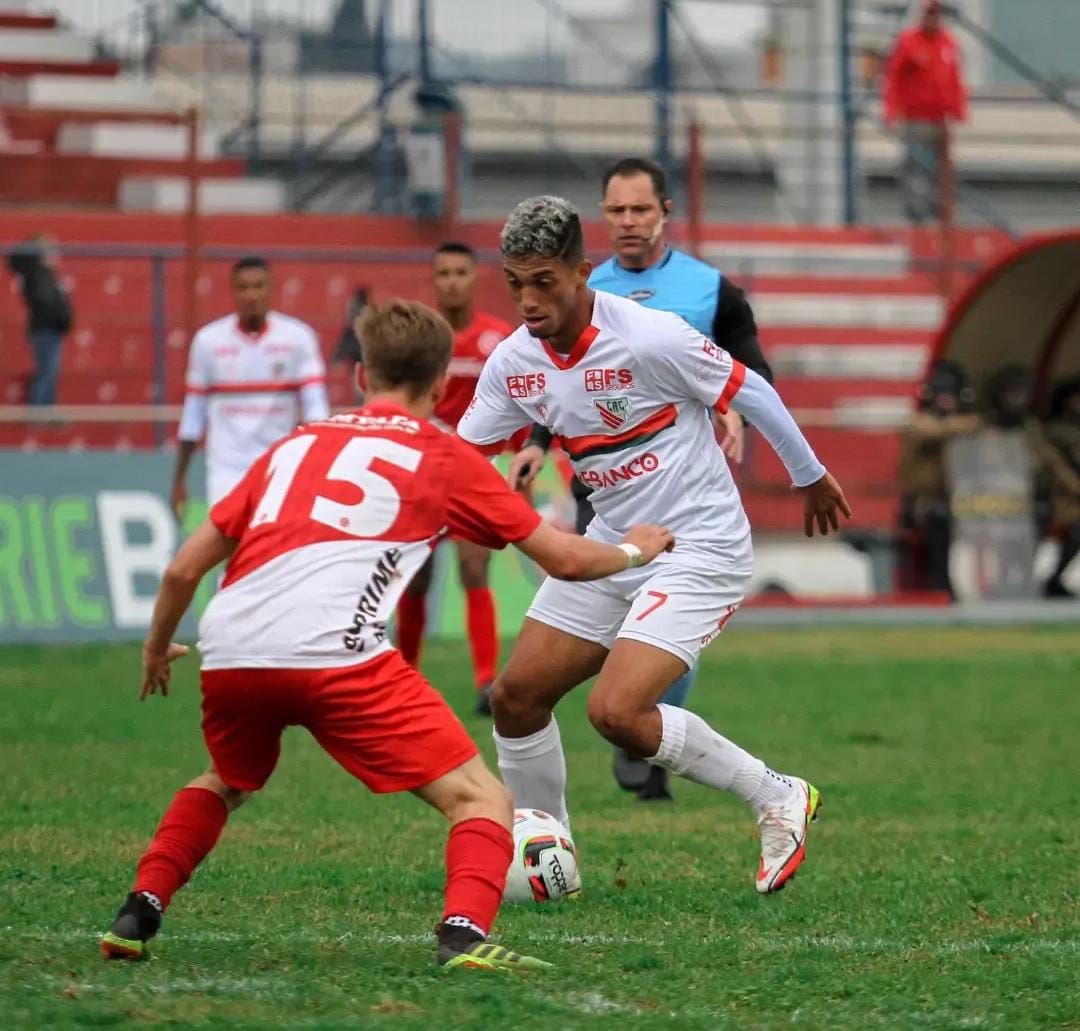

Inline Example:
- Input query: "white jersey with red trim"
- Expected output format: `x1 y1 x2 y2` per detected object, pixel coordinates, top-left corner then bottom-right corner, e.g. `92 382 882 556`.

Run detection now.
458 290 826 560
198 403 542 671
178 311 330 503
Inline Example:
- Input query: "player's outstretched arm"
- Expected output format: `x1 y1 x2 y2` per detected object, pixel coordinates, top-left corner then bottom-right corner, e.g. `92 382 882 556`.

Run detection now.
727 367 852 538
140 520 236 700
516 520 674 581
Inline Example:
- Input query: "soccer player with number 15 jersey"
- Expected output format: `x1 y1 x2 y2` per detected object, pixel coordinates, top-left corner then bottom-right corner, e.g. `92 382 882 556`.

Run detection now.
100 300 674 970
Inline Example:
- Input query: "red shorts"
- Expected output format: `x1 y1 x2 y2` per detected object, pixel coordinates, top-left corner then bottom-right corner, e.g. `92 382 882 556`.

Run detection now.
200 650 478 793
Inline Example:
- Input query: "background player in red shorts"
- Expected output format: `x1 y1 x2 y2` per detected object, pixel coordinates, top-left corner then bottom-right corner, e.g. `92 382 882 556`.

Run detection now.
99 300 673 971
396 242 513 715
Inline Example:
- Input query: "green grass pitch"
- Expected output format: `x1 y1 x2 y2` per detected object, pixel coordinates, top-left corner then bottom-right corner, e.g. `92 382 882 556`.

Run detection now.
1 627 1078 1029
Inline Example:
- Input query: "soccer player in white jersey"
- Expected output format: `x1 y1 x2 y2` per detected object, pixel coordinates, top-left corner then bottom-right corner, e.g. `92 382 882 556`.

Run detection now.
457 197 852 894
172 256 330 517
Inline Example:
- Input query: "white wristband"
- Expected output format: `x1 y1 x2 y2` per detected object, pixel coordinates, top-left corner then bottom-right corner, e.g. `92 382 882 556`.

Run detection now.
618 543 644 568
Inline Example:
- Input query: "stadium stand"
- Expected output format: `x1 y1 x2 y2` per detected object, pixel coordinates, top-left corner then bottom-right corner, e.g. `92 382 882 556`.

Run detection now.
0 1 1049 540
0 7 281 210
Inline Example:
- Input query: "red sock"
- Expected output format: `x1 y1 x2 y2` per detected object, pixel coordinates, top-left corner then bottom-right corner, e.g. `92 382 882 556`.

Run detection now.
465 587 498 687
133 787 228 911
442 817 513 938
397 591 426 668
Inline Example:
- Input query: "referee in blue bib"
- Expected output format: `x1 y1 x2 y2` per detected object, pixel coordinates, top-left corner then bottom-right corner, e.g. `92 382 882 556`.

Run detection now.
508 157 773 802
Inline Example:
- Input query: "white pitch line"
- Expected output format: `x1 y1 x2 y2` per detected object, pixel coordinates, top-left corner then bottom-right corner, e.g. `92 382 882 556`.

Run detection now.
3 927 1077 956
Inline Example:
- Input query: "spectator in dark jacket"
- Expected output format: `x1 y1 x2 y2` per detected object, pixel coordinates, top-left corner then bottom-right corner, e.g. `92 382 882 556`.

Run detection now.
8 236 72 405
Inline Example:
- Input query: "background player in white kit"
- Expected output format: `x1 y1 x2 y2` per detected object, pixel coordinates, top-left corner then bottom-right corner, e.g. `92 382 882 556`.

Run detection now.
172 256 330 517
458 197 852 895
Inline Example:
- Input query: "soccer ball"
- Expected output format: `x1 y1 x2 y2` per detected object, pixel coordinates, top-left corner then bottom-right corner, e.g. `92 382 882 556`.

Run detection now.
503 808 579 903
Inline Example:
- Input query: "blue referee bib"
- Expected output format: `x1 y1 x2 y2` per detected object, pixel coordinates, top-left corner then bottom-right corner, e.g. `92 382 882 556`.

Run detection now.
588 247 721 338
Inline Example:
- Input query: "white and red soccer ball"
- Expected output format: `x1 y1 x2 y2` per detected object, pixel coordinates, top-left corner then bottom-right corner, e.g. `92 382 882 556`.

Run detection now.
503 809 579 904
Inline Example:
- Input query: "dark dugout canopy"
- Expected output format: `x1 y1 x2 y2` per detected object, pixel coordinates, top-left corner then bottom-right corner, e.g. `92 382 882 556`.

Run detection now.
930 232 1080 405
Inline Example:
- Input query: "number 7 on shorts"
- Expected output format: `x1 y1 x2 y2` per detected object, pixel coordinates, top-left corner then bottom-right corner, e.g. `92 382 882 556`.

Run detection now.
635 590 669 621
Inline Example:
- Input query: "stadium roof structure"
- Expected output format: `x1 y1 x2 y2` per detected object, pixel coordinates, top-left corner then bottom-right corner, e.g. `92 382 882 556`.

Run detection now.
931 231 1080 409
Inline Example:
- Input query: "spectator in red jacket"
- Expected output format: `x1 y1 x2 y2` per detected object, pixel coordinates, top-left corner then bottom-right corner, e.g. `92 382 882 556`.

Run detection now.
883 0 968 224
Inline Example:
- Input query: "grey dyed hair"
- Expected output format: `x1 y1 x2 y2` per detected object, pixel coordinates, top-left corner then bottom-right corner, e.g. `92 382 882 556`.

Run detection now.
500 195 585 264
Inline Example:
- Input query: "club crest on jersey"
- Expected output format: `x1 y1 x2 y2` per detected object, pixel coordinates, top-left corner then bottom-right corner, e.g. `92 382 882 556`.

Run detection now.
595 397 630 430
627 288 655 302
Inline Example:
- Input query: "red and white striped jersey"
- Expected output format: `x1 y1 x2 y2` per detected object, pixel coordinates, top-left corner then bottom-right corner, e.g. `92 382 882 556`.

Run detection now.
198 401 542 670
178 311 330 503
458 290 754 554
433 311 512 430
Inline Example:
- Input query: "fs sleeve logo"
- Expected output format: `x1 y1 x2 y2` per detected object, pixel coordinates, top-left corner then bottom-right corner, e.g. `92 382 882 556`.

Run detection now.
700 339 727 362
506 373 546 398
595 397 630 430
584 368 634 392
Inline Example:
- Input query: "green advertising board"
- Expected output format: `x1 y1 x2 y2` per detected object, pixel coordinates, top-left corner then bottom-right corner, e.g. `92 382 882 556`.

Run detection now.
0 451 567 645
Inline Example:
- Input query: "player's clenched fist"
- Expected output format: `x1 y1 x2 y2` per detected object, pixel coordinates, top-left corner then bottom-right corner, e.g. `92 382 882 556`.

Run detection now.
622 524 676 563
797 472 852 538
507 443 547 490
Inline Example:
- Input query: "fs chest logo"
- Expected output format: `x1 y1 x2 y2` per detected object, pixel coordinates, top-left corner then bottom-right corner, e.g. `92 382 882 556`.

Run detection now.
506 372 546 398
584 368 633 392
596 396 630 430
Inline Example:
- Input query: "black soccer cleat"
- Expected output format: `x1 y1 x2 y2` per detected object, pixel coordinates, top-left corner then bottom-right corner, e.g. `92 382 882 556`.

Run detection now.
636 764 674 802
1044 576 1075 599
474 683 493 717
612 747 651 792
101 891 163 960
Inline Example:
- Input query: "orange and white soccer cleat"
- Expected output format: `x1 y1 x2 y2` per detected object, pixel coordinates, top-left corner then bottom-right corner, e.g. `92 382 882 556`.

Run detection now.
755 778 822 894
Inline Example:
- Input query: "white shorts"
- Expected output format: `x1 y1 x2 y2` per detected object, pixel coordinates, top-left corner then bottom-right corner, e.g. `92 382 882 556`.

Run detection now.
526 538 752 669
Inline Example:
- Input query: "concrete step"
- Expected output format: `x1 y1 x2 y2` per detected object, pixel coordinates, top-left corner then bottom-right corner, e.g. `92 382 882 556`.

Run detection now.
57 121 219 159
119 176 285 214
833 395 914 428
772 343 929 380
0 29 93 61
747 274 939 296
753 293 945 330
0 74 163 109
704 239 910 278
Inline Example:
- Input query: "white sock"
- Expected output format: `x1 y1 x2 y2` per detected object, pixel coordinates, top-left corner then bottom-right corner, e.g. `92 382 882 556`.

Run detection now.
493 717 570 828
650 703 794 812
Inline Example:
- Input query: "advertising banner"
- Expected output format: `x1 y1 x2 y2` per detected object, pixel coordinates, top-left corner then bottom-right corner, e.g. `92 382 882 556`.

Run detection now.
0 451 563 645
